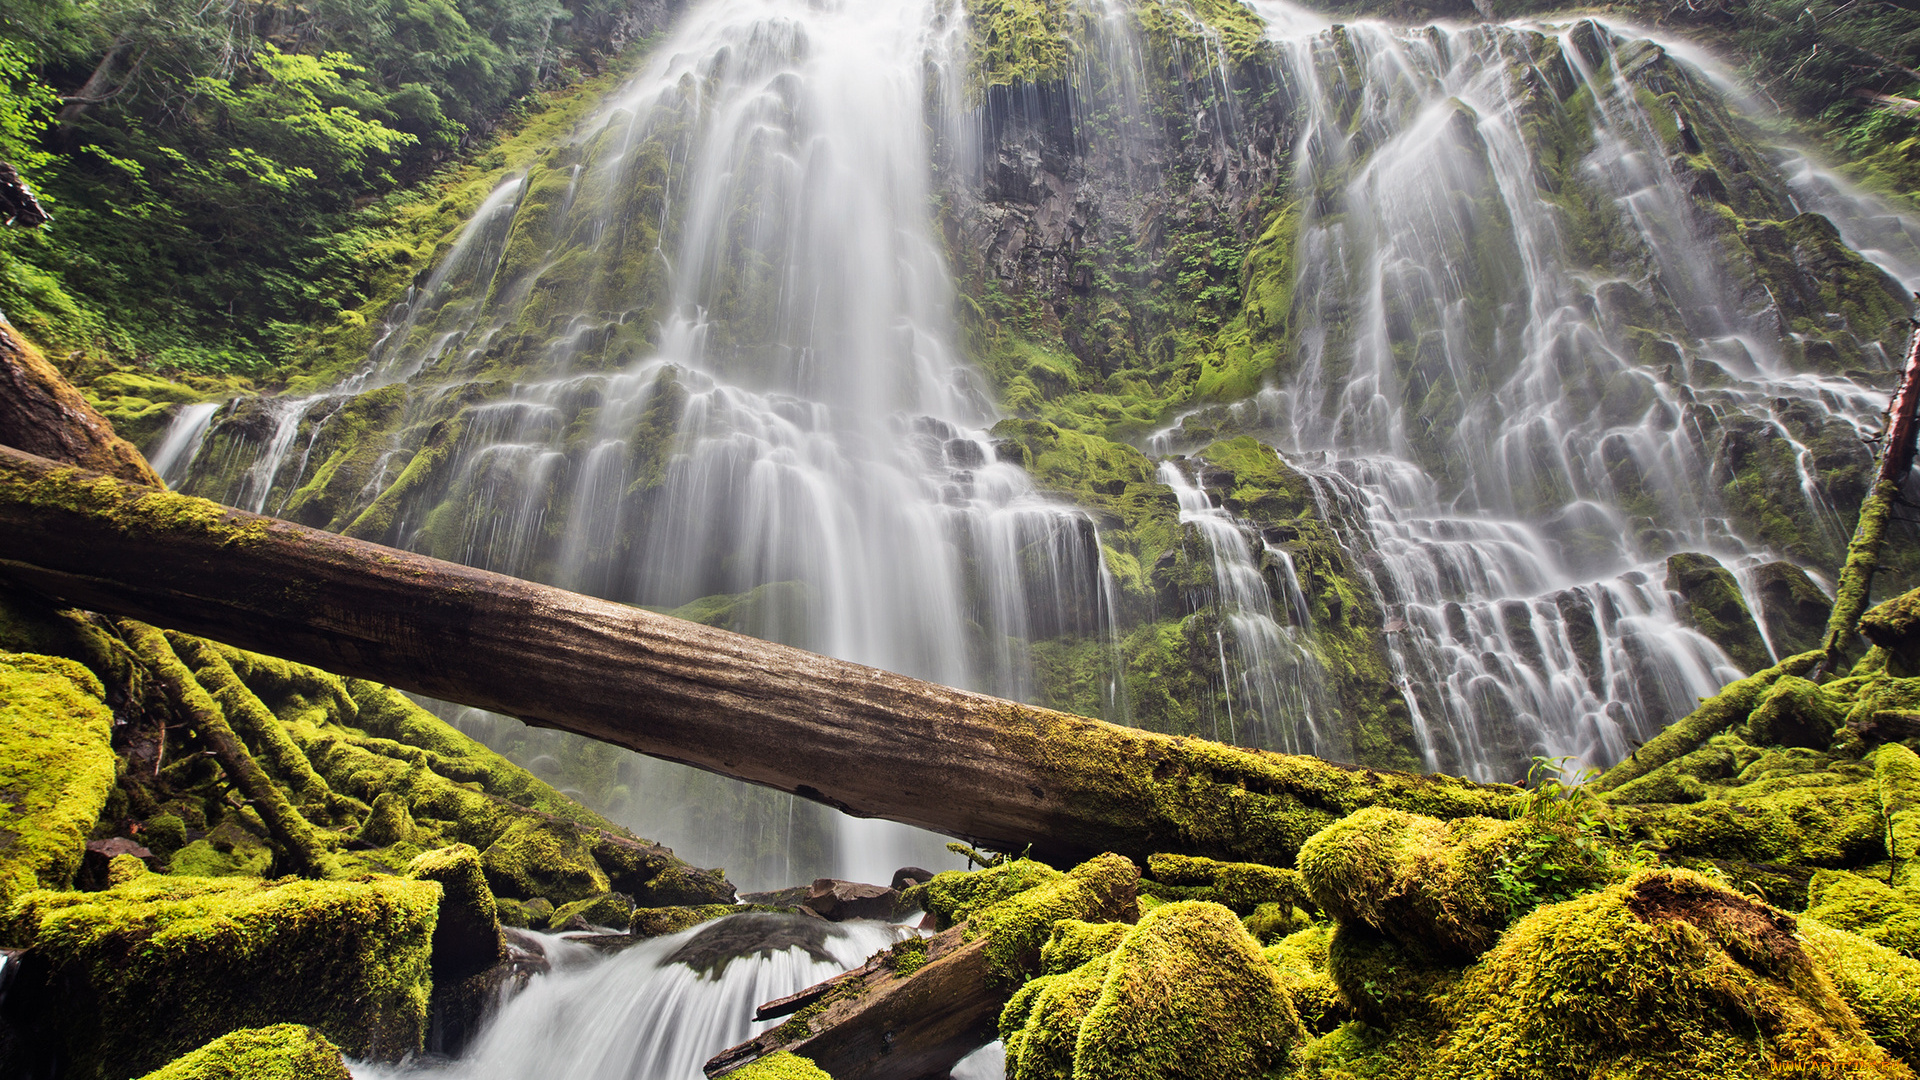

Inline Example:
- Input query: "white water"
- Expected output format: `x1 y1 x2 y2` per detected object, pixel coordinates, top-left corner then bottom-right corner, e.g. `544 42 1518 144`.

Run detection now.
353 916 908 1080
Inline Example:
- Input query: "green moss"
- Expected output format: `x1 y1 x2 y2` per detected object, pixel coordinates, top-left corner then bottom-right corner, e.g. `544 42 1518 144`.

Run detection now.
1431 869 1897 1080
480 817 610 905
719 1053 834 1080
959 0 1073 95
1617 780 1884 867
1297 807 1606 961
1038 918 1129 975
1001 955 1112 1080
886 935 929 978
0 465 272 547
919 859 1066 928
406 843 502 979
1594 650 1822 794
970 853 1139 980
548 890 634 930
1325 922 1460 1027
7 873 438 1078
0 653 117 912
1805 869 1920 958
132 1024 350 1080
1799 916 1920 1064
359 792 419 847
629 903 745 938
1666 552 1771 674
1073 900 1302 1080
1146 852 1312 916
1264 923 1342 1033
1880 742 1920 887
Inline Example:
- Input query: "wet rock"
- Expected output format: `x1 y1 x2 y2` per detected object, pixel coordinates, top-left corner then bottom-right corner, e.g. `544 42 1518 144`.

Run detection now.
740 885 813 907
1862 586 1920 677
802 878 897 921
547 890 634 931
406 844 503 981
1665 552 1770 673
890 866 936 891
1750 561 1830 659
665 913 843 976
76 838 156 892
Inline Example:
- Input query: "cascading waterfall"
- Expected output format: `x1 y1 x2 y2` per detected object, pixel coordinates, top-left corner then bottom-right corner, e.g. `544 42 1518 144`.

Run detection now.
1157 459 1335 753
1140 4 1920 777
158 0 1122 889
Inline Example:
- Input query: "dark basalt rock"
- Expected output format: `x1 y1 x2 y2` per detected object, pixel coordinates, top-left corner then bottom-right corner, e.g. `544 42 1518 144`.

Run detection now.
666 913 843 977
803 878 898 921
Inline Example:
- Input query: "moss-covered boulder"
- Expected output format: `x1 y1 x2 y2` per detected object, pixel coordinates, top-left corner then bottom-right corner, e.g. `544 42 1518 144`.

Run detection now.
970 853 1139 979
1297 807 1605 961
1750 561 1831 659
630 904 749 938
480 817 610 905
1667 552 1770 674
1001 954 1114 1080
1072 901 1302 1080
1037 919 1129 975
916 859 1066 929
1745 675 1842 749
0 653 118 912
1861 586 1920 678
4 873 439 1079
406 844 502 980
133 1025 349 1080
1807 869 1920 957
1431 869 1904 1079
1881 742 1920 887
1264 924 1342 1033
548 890 634 930
358 792 418 847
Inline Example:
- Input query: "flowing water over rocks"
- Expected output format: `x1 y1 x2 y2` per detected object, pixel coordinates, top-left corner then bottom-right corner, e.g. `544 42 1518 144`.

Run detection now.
147 0 1920 890
350 916 907 1080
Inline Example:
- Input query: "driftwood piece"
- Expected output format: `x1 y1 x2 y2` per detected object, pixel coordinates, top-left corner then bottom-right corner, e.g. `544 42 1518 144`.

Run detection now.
0 446 1515 867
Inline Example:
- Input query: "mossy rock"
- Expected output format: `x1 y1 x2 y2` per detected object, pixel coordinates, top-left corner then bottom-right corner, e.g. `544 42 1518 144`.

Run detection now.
1431 869 1904 1079
5 874 438 1079
1863 588 1920 678
1297 806 1605 961
1615 779 1884 867
629 903 747 938
1001 954 1113 1080
1807 870 1920 958
132 1024 349 1080
1037 918 1129 975
0 653 118 912
1072 901 1302 1080
548 890 634 931
1744 675 1843 750
480 817 610 905
1145 852 1313 916
1666 552 1770 674
1264 924 1343 1033
1751 561 1831 660
358 792 419 847
406 844 502 980
1881 743 1920 887
917 859 1066 929
1325 922 1460 1028
970 853 1139 980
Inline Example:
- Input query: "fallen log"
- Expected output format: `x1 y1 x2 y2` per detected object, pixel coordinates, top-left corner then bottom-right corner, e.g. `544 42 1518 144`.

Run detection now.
0 445 1515 866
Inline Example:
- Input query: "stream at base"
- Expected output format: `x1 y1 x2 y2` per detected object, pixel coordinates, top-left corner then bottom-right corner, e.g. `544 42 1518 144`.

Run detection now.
346 914 1010 1080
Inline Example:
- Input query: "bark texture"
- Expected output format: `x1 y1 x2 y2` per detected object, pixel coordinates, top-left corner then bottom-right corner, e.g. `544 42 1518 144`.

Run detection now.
0 445 1516 867
0 316 161 487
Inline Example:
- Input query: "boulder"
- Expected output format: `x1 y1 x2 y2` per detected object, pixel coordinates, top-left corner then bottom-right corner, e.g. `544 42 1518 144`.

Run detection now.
480 818 608 906
803 878 897 921
405 844 502 980
1666 552 1770 673
132 1024 349 1080
0 654 118 913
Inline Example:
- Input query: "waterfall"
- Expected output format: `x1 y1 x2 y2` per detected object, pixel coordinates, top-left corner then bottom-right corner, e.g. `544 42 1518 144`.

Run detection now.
350 915 907 1080
163 0 1123 890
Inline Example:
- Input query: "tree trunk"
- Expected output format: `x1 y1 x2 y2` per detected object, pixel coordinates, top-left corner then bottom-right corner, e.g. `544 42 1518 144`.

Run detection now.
0 445 1515 868
0 317 161 487
1818 318 1920 677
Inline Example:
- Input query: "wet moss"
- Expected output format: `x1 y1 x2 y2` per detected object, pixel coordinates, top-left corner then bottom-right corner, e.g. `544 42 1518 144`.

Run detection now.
1879 742 1920 886
132 1024 350 1080
722 1052 834 1080
970 853 1139 980
1073 900 1303 1080
406 843 502 980
0 653 118 912
1745 675 1844 750
1799 916 1920 1064
1593 650 1822 794
1805 869 1920 958
1264 923 1342 1033
6 873 438 1078
1431 869 1900 1080
480 817 610 905
548 890 634 930
1297 807 1605 961
0 464 272 547
1666 552 1770 674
